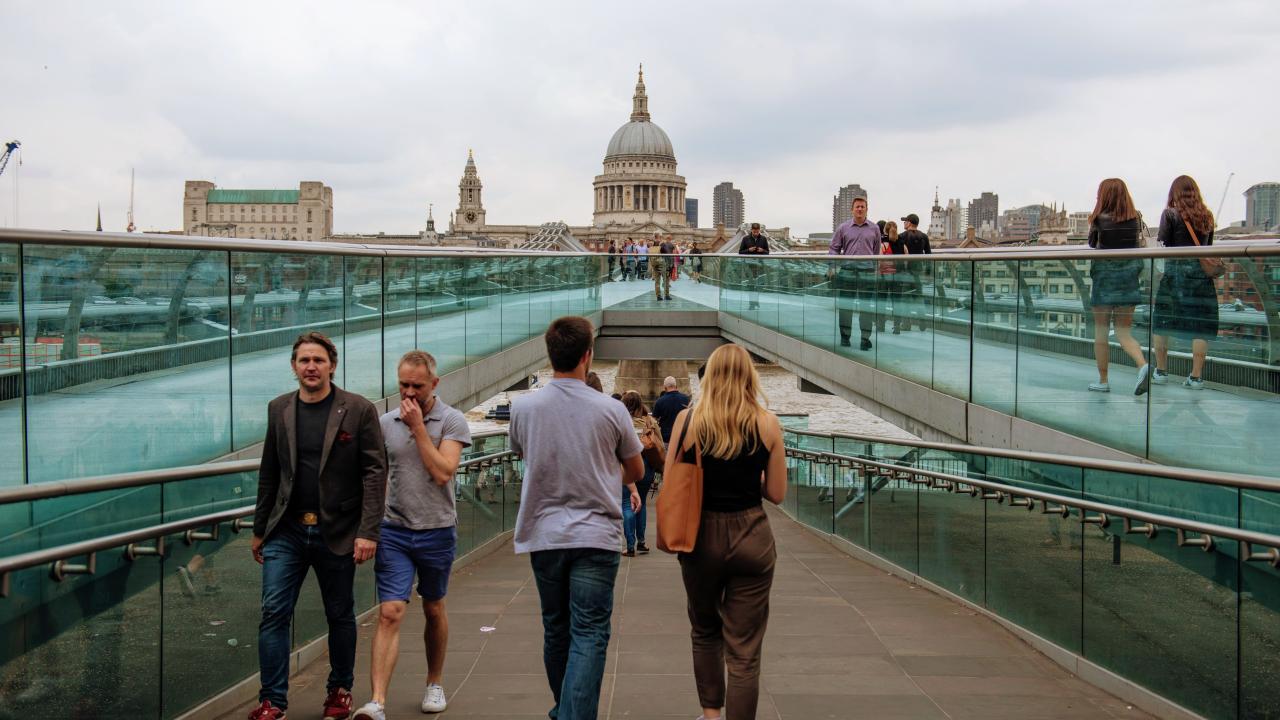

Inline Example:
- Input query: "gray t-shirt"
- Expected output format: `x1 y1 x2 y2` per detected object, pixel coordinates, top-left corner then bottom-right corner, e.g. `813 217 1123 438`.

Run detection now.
380 399 472 530
509 378 643 554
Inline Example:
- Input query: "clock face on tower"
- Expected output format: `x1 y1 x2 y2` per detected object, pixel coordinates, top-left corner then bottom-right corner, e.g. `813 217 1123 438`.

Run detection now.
465 211 477 223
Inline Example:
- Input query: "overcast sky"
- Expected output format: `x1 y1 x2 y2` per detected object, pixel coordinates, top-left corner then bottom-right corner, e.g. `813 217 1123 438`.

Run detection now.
2 0 1277 237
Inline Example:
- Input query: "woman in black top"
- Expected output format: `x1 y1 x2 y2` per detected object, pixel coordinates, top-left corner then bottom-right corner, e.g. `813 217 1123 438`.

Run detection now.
668 344 786 720
1086 178 1151 395
1152 175 1218 389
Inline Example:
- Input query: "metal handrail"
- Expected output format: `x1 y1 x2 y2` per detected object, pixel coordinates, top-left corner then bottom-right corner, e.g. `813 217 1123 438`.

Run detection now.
784 428 1280 493
0 429 511 507
785 447 1280 562
2 227 1277 261
0 446 522 598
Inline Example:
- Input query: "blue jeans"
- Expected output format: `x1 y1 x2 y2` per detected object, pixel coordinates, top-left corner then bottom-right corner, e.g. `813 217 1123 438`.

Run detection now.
258 520 357 708
529 548 620 720
622 465 655 550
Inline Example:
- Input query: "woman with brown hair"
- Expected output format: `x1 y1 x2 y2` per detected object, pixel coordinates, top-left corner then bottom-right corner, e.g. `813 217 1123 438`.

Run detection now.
1086 178 1150 394
667 344 787 720
878 221 904 334
620 390 659 555
1151 175 1219 389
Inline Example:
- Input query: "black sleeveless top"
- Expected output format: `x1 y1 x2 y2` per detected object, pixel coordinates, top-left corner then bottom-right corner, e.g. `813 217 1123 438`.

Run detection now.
681 430 770 513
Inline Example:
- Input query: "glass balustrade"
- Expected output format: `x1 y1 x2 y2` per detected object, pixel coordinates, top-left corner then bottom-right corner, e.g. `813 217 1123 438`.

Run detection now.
782 430 1280 720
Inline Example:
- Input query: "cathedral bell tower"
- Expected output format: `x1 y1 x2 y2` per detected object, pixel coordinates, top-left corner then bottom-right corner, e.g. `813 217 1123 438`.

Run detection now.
455 149 486 232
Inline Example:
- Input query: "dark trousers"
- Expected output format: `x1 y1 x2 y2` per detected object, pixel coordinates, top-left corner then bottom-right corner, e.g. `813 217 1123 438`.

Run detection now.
679 507 777 719
834 269 876 341
257 520 357 708
530 548 621 720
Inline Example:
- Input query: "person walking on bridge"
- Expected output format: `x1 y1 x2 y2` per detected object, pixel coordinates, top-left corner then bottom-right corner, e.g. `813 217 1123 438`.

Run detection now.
668 343 787 720
1085 178 1150 395
250 332 387 720
353 350 471 720
829 196 880 350
509 317 645 720
738 223 770 310
655 235 675 300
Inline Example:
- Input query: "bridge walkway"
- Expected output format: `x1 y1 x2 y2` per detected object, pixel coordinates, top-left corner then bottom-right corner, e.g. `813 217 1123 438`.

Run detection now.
222 507 1151 720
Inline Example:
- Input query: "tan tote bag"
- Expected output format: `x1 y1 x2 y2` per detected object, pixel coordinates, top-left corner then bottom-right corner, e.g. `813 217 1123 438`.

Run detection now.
656 412 703 553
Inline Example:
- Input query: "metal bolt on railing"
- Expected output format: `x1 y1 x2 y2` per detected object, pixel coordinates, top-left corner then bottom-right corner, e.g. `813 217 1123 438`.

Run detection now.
1081 512 1110 528
1041 502 1070 518
231 517 253 533
1122 517 1158 539
1008 495 1035 510
1244 542 1280 567
124 537 165 561
185 524 220 545
1176 528 1215 553
51 554 97 583
981 490 1005 502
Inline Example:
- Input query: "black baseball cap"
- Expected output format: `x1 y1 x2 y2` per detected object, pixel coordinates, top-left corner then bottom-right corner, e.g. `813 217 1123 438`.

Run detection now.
901 213 920 226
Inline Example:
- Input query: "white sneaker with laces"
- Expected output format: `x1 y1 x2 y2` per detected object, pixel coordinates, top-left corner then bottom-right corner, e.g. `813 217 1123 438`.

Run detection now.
422 683 447 713
1151 369 1169 385
1184 376 1205 390
1088 382 1110 393
353 701 386 720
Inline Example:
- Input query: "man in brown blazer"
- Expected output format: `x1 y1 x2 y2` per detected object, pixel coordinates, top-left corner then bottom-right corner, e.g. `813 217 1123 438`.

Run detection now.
248 331 387 720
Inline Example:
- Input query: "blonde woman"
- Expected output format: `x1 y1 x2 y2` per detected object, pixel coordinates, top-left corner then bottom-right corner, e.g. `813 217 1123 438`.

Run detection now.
666 344 787 720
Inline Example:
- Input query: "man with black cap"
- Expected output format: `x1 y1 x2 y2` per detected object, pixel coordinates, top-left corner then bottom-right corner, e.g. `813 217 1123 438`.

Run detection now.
897 213 932 331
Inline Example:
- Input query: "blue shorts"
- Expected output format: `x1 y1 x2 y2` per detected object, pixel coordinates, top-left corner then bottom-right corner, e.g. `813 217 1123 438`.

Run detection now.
374 523 457 602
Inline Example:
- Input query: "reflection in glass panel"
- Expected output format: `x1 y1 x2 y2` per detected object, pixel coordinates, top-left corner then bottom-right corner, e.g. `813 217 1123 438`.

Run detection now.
929 259 972 399
418 257 466 376
1149 252 1279 476
383 256 418 398
914 448 983 604
1015 257 1150 458
971 259 1018 413
23 245 230 481
798 258 836 354
231 251 343 451
465 257 502 366
829 256 879 366
872 256 933 389
343 256 382 400
0 559 163 717
500 257 531 351
1241 488 1280 719
0 242 22 487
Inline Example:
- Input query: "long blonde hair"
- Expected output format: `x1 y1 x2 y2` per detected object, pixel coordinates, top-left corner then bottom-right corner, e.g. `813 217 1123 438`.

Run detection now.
689 344 769 459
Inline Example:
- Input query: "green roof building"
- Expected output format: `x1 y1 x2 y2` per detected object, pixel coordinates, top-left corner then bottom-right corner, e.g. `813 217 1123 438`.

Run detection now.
183 180 332 240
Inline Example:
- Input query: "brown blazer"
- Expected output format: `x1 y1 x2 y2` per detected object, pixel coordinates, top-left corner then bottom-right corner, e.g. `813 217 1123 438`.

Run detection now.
254 386 388 555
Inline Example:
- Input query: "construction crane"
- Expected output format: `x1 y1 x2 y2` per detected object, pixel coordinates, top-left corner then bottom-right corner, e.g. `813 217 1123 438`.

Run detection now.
1216 171 1234 221
0 141 19 178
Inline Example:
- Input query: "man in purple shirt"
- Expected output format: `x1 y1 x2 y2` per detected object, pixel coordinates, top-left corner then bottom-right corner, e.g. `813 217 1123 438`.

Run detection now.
828 196 880 350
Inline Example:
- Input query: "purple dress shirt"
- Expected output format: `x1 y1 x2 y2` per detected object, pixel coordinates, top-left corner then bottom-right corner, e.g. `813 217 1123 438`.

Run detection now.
829 218 881 271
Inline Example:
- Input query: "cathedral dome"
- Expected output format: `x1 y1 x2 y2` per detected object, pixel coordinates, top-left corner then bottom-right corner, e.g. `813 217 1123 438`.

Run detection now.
605 121 675 160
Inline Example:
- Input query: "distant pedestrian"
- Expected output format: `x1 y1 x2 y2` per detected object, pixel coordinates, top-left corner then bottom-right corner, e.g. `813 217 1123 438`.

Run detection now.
586 371 604 393
655 236 674 300
1085 178 1150 395
898 213 932 330
621 390 660 555
829 197 880 350
636 240 650 280
606 240 618 281
623 240 636 281
877 221 903 334
1152 175 1219 390
651 375 690 445
669 344 787 720
738 223 769 310
690 244 704 283
509 317 644 720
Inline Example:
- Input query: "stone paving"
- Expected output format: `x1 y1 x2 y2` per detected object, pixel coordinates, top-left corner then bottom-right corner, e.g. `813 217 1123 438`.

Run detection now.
222 507 1154 720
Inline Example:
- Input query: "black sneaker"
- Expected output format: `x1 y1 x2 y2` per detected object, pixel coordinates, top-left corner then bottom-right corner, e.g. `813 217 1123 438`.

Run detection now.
839 337 851 347
636 543 650 554
860 338 873 351
623 548 636 557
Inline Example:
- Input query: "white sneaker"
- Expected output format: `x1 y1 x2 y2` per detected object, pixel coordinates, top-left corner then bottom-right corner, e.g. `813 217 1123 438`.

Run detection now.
353 701 386 720
1151 369 1169 385
1088 382 1110 393
421 683 447 713
1184 376 1205 390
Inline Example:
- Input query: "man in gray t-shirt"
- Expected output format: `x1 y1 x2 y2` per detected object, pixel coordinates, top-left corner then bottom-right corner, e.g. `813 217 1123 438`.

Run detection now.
354 350 471 720
509 316 643 720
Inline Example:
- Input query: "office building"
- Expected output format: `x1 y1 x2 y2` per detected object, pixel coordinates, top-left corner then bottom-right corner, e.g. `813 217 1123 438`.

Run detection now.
183 181 333 240
832 184 868 231
1245 182 1280 230
968 192 999 233
685 198 698 227
713 181 745 229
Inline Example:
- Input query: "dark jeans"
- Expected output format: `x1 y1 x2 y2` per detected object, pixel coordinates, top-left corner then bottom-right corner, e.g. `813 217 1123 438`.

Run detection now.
530 548 621 720
622 468 655 549
834 268 876 342
258 520 357 708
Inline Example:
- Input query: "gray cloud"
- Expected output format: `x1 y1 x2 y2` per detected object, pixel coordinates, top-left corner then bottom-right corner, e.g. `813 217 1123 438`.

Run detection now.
1 0 1277 236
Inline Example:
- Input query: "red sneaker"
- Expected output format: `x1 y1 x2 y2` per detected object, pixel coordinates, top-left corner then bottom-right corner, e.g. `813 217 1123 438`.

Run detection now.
323 688 353 720
247 699 286 720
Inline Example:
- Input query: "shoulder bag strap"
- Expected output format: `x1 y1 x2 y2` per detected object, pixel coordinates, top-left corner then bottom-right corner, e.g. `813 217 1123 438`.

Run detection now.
673 411 700 468
1183 219 1201 247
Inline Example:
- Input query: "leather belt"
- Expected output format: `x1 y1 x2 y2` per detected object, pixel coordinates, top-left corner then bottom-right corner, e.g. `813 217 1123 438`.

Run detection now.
298 512 319 526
